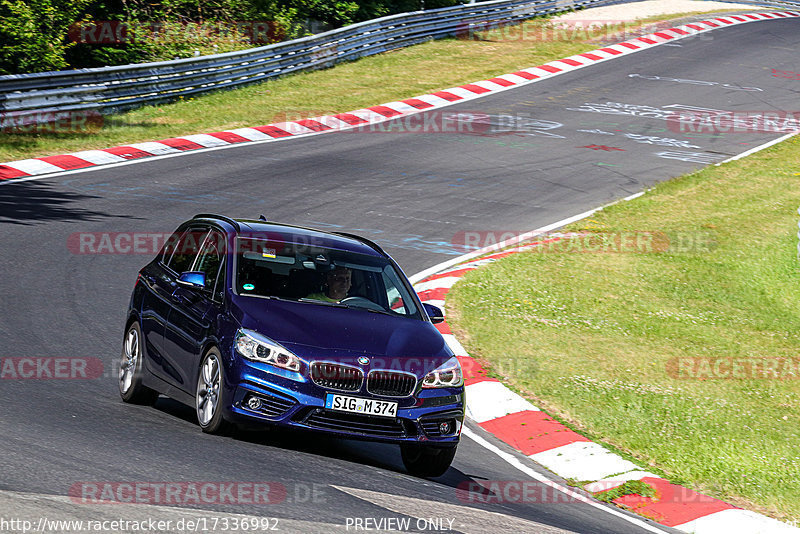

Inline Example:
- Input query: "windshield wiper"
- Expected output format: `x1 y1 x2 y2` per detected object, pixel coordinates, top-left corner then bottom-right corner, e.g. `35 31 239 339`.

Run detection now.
239 293 293 302
297 298 348 308
364 308 396 317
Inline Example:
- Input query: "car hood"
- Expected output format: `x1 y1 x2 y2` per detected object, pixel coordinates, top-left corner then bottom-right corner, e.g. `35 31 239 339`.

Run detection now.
233 297 451 365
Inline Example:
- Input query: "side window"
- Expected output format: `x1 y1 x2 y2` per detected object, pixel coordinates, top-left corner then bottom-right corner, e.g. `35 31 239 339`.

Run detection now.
381 268 416 316
160 230 183 264
212 257 226 302
194 231 225 294
383 274 405 313
166 228 209 275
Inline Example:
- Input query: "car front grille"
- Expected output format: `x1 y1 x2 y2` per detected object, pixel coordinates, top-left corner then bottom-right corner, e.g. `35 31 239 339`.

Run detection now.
310 362 363 392
302 409 411 438
367 370 416 397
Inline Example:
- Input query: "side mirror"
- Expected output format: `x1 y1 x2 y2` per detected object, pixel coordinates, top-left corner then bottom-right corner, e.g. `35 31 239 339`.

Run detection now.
177 271 206 289
422 303 445 324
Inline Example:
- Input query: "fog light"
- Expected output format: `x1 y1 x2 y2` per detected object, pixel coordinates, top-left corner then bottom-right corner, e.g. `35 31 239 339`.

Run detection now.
247 396 262 411
439 421 452 434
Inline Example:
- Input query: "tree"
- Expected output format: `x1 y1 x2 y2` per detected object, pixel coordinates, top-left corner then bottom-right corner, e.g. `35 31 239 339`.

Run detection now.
0 0 92 74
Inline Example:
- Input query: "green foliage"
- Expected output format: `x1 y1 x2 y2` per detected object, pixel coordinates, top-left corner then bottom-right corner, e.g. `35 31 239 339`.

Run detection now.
287 0 360 27
594 481 657 503
353 0 462 22
1 0 464 72
2 0 469 73
0 0 92 74
66 0 302 67
107 0 253 21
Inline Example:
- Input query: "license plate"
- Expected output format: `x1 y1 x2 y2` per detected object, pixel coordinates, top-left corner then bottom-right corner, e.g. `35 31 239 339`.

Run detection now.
325 394 398 418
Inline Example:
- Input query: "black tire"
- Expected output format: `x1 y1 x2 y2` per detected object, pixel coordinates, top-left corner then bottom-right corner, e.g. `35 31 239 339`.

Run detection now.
400 444 457 478
196 347 230 434
118 322 159 405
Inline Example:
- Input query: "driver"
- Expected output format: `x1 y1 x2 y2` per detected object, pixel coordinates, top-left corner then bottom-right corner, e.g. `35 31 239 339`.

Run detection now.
307 266 352 303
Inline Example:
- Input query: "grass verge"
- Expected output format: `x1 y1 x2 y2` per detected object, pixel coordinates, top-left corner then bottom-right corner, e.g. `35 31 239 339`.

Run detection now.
0 10 742 162
446 135 800 522
594 480 657 503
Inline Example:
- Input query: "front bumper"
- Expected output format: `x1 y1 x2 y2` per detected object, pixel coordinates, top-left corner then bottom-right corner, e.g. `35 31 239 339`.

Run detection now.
222 356 464 445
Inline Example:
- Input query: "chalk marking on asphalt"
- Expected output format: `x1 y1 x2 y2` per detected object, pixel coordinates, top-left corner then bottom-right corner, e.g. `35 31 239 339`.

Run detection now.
332 484 578 534
3 11 797 187
408 206 606 284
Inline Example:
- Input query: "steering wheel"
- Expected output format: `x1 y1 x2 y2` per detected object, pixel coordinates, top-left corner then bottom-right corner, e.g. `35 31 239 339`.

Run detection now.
339 296 386 312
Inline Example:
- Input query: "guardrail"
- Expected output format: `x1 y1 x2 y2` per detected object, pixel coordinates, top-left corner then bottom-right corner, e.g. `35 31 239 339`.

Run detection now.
1 0 797 123
0 0 636 122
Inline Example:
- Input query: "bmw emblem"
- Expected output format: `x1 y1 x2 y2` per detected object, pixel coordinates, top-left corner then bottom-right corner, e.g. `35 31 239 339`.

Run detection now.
358 356 370 366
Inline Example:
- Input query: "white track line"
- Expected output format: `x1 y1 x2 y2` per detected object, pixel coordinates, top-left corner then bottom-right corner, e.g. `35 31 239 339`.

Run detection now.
409 206 605 284
413 123 800 534
0 128 332 186
2 11 796 187
461 427 671 533
411 131 800 285
717 131 799 165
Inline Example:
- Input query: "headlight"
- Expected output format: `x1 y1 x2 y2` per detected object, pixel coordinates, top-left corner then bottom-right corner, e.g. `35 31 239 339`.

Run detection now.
235 329 302 372
422 356 464 388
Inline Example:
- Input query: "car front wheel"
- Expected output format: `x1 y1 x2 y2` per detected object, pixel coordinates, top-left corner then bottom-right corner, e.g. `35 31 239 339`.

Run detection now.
400 444 457 478
196 348 229 434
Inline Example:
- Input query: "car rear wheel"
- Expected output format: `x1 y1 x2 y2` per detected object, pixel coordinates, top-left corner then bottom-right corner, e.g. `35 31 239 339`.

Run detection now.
196 348 229 434
118 322 159 405
400 444 457 478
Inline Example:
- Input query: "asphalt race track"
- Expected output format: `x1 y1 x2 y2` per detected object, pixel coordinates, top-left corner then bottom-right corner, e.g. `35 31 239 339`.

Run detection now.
1 16 798 534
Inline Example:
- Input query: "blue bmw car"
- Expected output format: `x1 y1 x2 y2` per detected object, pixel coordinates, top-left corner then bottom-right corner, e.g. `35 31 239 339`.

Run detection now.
119 214 465 477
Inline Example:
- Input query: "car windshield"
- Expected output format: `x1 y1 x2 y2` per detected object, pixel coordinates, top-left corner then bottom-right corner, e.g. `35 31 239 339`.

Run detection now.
235 237 421 319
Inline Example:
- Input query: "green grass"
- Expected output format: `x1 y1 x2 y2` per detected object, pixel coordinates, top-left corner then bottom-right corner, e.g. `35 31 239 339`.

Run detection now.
594 480 657 503
447 135 800 522
0 10 741 162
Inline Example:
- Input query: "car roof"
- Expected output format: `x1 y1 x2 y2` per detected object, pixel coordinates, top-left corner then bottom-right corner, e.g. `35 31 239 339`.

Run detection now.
191 214 385 258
